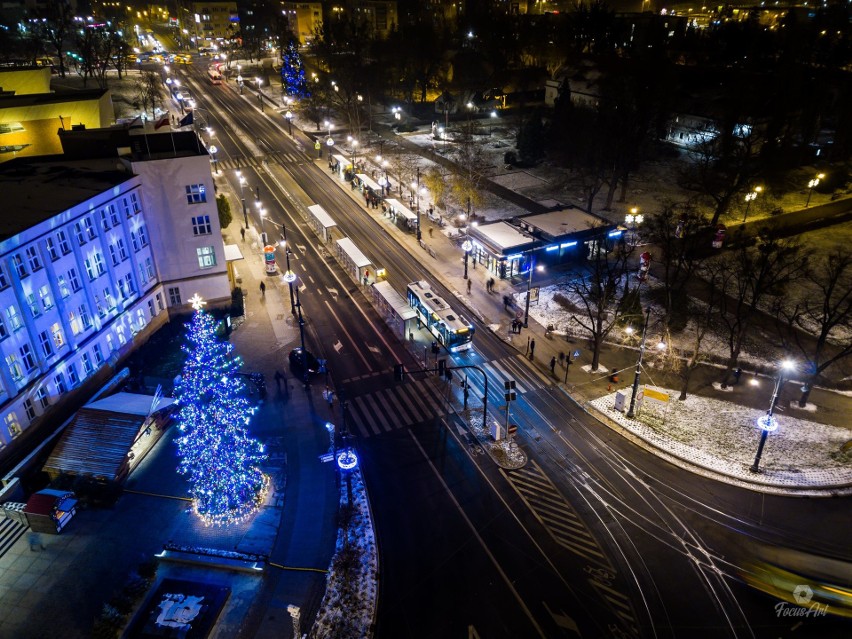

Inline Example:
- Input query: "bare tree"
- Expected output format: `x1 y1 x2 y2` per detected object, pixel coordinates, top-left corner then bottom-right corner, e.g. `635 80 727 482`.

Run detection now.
773 247 852 406
135 71 164 119
34 0 74 77
450 120 489 218
421 166 448 209
713 234 806 386
566 233 635 371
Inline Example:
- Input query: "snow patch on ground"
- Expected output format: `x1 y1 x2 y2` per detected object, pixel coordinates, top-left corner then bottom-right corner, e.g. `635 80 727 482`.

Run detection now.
590 390 852 487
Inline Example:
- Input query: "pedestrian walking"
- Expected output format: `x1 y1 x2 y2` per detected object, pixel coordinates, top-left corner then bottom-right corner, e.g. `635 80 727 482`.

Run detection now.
467 279 472 294
429 227 433 238
550 356 557 375
28 532 44 551
240 227 246 242
259 281 266 296
733 368 742 385
529 338 536 359
503 295 511 310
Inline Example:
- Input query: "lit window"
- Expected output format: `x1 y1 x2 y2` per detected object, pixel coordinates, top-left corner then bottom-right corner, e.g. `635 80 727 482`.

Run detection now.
93 253 105 276
0 315 7 340
46 237 59 261
156 293 164 311
93 343 104 365
82 352 93 375
197 246 216 268
84 217 96 240
39 285 53 310
136 308 146 329
26 292 39 317
68 364 80 387
0 264 8 289
185 184 207 204
12 254 27 278
6 306 22 331
51 323 64 348
5 413 21 438
117 324 127 345
5 354 23 381
192 215 212 235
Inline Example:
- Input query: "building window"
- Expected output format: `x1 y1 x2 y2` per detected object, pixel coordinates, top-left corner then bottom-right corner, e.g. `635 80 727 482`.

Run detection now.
6 306 22 331
130 230 140 252
54 372 66 394
118 279 127 299
24 399 36 421
74 221 87 245
20 344 36 371
0 316 7 340
109 204 120 226
57 230 71 255
57 275 69 298
26 292 39 317
85 258 96 281
185 184 207 204
46 237 59 261
117 238 128 261
0 264 8 290
26 246 42 272
156 293 164 311
84 217 96 240
12 254 27 278
51 323 64 349
68 310 80 335
138 261 148 284
130 192 141 213
68 364 79 388
124 273 135 297
109 243 120 266
39 330 53 358
39 285 53 311
147 299 156 318
36 386 50 410
79 303 91 330
5 354 22 381
192 215 212 235
5 413 21 439
106 333 115 352
94 252 105 276
136 309 146 330
168 287 182 306
138 225 149 246
100 209 111 232
104 288 115 310
116 324 127 345
93 343 104 365
82 352 93 375
67 268 81 292
145 257 155 280
197 246 216 268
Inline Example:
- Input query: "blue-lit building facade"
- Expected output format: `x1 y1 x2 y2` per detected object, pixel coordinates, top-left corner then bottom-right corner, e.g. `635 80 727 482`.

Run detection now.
467 208 619 280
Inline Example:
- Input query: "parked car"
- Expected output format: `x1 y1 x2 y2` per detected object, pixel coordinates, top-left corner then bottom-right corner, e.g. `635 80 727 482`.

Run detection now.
289 348 319 375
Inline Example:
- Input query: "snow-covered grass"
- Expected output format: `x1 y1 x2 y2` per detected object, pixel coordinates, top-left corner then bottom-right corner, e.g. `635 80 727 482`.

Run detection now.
590 389 852 488
310 467 378 639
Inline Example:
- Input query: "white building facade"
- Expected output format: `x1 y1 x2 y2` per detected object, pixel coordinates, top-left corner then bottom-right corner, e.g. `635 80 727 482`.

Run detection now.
0 134 229 457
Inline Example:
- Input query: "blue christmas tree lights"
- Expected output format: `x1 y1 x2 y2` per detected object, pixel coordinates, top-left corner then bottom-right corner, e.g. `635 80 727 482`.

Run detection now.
281 37 309 99
174 300 268 526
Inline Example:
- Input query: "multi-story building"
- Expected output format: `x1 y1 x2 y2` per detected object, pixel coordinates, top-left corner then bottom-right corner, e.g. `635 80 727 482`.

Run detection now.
0 128 229 464
280 2 323 46
189 1 240 45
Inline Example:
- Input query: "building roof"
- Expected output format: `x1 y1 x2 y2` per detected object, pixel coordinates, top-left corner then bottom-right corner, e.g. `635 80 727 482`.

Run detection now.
515 209 609 239
470 221 537 254
0 157 134 240
42 408 148 482
86 392 174 416
0 87 107 108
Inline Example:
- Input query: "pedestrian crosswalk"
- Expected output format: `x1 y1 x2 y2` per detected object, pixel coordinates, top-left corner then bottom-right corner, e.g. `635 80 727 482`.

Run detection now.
215 151 303 172
347 376 450 438
478 355 551 396
0 517 27 557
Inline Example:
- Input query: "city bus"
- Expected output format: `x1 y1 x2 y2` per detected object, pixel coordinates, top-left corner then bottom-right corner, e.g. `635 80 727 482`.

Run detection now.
207 66 223 85
407 280 474 352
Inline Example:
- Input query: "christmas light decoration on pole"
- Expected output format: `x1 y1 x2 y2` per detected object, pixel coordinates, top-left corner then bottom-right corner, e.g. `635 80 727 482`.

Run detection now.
174 296 269 526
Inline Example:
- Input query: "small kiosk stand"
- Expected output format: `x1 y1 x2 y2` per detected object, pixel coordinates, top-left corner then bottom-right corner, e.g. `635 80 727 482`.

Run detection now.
24 489 78 534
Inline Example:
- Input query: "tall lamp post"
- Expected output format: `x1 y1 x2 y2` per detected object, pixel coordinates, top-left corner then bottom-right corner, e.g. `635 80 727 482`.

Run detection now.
414 167 422 241
625 207 643 246
462 239 472 279
279 225 297 316
626 307 653 418
285 110 293 136
294 279 308 385
805 173 825 207
742 186 762 223
750 359 795 473
236 171 248 228
255 77 264 112
523 255 543 328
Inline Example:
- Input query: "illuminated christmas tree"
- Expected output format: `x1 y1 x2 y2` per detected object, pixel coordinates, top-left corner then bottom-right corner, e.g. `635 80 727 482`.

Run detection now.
281 37 309 99
174 295 268 526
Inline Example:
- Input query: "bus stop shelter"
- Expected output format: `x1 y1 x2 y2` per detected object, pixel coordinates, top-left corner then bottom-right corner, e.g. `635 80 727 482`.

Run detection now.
307 204 337 243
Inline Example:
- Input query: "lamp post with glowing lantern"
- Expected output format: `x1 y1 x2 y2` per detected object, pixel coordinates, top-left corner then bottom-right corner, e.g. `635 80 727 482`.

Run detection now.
750 359 795 473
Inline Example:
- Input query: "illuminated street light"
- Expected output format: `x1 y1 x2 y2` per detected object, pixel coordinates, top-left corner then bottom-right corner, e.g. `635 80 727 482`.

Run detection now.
750 359 796 473
806 173 825 207
462 240 473 279
236 170 248 228
284 110 293 135
743 186 763 223
625 207 644 245
523 256 544 328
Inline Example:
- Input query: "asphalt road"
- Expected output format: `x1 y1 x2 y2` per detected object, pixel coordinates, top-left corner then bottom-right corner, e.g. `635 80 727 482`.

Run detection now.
179 64 852 638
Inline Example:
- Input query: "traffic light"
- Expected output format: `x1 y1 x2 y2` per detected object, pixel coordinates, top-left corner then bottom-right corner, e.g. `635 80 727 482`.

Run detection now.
393 363 404 382
445 368 453 381
437 359 446 376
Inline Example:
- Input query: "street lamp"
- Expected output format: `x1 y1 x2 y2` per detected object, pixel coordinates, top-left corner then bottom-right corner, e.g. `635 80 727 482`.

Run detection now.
490 110 498 135
462 240 472 279
743 186 762 223
208 144 218 174
523 255 544 328
806 173 825 207
625 207 643 245
750 359 795 473
414 167 423 241
285 110 293 135
294 278 308 385
626 307 652 418
255 77 263 112
236 171 248 228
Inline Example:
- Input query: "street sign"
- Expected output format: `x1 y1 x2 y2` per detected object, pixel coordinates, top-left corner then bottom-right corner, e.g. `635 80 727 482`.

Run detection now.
318 453 334 462
504 380 516 390
314 141 321 150
504 392 516 402
573 350 581 358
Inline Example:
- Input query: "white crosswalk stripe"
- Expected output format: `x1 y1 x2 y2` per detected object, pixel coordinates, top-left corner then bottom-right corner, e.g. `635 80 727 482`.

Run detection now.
347 377 446 438
216 153 301 171
475 355 550 398
0 517 27 557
